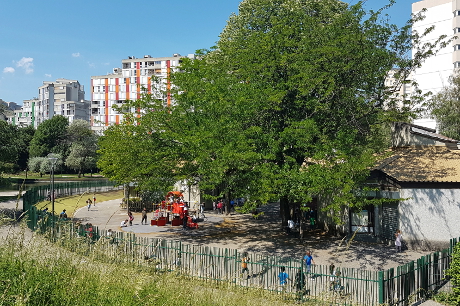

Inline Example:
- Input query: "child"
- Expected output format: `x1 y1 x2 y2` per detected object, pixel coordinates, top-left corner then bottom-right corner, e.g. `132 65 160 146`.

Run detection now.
278 266 289 286
241 252 250 279
128 211 134 226
303 250 315 277
395 229 402 252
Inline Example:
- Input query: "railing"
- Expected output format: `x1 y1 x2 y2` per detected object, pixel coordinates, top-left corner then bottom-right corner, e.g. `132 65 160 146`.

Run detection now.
23 186 457 305
23 179 121 216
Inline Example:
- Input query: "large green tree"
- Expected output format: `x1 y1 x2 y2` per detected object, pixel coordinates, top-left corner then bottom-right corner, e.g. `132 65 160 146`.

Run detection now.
428 74 460 140
0 121 19 173
99 0 446 223
65 120 98 177
29 115 69 159
16 125 35 171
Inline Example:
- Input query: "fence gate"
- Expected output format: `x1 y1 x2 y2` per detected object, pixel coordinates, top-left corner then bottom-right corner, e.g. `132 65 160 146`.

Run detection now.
382 202 399 241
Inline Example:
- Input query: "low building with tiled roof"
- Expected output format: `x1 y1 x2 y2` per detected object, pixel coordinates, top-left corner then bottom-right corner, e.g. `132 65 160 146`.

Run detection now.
369 123 460 250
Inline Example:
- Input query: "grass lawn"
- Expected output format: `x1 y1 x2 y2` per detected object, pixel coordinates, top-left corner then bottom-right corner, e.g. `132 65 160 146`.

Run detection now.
35 190 123 215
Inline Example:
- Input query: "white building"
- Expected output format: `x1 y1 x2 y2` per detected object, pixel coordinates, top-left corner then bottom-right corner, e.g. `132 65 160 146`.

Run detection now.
412 0 458 130
90 54 194 133
0 99 21 121
8 79 90 128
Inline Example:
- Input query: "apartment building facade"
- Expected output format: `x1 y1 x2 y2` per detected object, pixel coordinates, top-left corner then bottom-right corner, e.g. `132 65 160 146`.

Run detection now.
90 53 194 133
412 0 459 129
8 78 90 128
0 99 21 121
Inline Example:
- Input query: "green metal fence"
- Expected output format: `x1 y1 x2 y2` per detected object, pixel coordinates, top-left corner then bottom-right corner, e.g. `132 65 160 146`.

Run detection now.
23 185 457 305
23 180 121 213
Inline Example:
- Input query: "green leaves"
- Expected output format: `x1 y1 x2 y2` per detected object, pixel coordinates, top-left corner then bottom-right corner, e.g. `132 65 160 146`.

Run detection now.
98 0 446 222
429 74 460 140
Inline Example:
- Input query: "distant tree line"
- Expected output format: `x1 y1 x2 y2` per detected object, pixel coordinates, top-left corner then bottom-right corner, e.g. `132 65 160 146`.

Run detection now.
0 115 98 179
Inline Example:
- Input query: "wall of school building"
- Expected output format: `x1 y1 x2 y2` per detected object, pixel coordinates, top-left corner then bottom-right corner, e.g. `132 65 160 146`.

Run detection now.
399 188 460 250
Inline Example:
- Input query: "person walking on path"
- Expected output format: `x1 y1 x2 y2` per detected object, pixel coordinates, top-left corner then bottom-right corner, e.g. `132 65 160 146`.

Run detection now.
395 229 402 252
128 211 134 226
141 208 147 225
303 251 315 278
86 198 92 211
93 195 96 207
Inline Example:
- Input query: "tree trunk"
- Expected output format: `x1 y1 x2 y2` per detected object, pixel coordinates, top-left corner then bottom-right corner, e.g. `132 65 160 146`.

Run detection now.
280 196 290 229
78 169 81 178
225 190 231 215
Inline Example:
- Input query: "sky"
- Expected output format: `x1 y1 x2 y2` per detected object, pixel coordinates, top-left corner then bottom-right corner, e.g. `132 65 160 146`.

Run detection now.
0 0 415 105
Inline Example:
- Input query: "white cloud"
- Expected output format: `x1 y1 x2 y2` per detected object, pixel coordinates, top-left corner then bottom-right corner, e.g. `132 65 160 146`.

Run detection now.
45 74 52 78
88 62 95 68
72 52 80 58
3 67 15 73
15 57 34 74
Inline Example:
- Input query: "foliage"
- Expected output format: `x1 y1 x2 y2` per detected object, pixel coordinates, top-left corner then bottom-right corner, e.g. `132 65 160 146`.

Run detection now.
0 120 18 173
0 228 297 306
447 243 460 303
98 0 448 223
429 74 460 140
27 157 46 174
0 122 35 173
16 125 35 171
29 115 69 158
28 155 63 177
65 120 98 177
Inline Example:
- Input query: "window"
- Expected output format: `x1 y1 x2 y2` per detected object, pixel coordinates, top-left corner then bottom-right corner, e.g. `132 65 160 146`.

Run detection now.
455 45 460 51
454 62 460 68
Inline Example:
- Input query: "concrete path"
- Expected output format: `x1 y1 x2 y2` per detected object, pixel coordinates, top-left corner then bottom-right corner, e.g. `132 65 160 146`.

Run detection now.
71 198 225 237
416 300 445 306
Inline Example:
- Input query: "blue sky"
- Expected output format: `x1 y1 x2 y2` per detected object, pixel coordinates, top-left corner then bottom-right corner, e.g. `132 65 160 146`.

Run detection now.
0 0 414 105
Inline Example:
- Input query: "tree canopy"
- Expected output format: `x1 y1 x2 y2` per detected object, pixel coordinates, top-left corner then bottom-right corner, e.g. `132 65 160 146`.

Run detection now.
29 115 70 158
98 0 446 222
65 120 98 177
429 74 460 140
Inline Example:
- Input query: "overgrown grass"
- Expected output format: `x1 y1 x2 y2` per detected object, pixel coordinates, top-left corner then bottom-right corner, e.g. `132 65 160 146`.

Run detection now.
35 190 123 216
0 224 305 306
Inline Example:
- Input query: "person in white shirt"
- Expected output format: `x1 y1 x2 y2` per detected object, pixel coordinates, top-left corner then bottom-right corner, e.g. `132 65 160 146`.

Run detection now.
120 219 128 227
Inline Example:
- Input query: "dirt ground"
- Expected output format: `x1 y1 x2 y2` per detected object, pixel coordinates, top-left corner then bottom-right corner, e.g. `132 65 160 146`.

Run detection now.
170 202 431 271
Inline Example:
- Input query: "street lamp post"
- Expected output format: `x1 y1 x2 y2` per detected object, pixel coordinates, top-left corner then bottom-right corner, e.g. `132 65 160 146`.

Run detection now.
47 154 58 217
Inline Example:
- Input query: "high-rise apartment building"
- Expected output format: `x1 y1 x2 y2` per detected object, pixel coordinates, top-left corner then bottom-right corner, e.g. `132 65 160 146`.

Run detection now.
90 53 194 133
7 78 90 128
412 0 458 129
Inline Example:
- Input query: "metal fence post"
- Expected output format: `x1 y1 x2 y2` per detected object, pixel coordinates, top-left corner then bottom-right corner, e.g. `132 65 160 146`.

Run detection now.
378 270 385 305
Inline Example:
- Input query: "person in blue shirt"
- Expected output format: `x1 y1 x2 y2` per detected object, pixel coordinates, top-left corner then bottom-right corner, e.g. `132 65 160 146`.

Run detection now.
278 266 289 286
303 250 315 276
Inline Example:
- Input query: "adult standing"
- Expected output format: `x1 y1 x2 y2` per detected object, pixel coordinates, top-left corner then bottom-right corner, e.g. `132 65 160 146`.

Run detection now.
86 198 92 211
141 208 147 225
93 194 96 207
303 251 315 278
395 229 402 252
